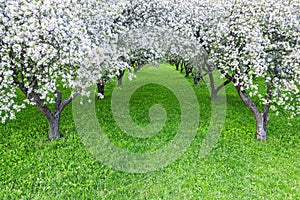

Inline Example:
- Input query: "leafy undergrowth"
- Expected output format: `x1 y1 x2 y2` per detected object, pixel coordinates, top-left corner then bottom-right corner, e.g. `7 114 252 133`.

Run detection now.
0 64 299 199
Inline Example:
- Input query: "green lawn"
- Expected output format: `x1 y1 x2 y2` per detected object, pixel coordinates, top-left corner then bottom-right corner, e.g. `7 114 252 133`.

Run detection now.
0 64 299 199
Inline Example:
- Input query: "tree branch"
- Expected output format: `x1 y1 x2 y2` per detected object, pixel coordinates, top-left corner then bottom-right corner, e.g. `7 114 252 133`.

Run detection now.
58 88 82 112
236 87 260 117
55 90 62 111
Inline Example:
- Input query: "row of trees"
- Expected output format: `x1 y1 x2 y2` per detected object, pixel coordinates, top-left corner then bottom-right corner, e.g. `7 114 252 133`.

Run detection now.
1 0 299 140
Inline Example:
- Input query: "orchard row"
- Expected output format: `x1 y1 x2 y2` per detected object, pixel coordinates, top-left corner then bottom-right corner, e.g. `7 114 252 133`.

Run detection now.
0 0 299 140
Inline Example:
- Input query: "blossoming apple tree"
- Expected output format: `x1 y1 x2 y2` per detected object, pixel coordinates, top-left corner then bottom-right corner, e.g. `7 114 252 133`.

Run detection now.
197 0 300 140
0 0 128 139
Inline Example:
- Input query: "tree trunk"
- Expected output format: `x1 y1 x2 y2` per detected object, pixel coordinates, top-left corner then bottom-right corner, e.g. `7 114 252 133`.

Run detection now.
254 112 268 140
117 70 125 86
185 64 192 77
180 63 184 73
236 87 270 140
97 81 105 98
118 76 123 86
211 89 218 100
48 112 61 139
194 77 199 85
36 104 62 140
209 72 216 98
204 61 230 100
208 72 231 100
134 64 143 73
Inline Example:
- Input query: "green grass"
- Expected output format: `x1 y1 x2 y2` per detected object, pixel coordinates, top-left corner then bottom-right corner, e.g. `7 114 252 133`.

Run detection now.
0 63 299 199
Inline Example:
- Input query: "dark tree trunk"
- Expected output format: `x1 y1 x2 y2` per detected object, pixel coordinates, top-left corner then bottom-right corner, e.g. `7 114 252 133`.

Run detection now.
36 103 62 140
208 72 215 96
208 72 231 100
193 72 204 85
194 77 199 85
118 76 123 86
47 112 61 139
180 63 184 73
210 90 218 100
236 86 271 140
185 65 191 77
134 64 143 73
175 63 179 70
117 70 125 86
97 80 105 98
173 59 180 71
169 59 175 66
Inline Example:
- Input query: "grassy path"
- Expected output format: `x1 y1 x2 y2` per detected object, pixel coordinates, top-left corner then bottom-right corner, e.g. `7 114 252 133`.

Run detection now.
0 64 299 199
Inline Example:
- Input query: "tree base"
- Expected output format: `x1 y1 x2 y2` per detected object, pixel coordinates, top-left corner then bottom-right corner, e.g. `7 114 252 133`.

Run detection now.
256 133 267 140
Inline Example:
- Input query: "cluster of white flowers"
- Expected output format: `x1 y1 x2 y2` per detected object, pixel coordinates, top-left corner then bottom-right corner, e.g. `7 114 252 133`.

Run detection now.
190 0 300 117
0 0 133 123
